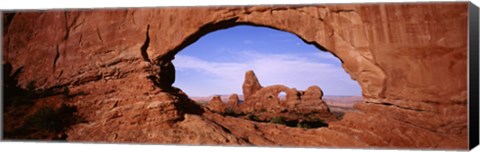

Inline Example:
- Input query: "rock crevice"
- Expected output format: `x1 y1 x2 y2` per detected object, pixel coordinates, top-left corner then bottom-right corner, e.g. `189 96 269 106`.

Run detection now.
140 24 151 63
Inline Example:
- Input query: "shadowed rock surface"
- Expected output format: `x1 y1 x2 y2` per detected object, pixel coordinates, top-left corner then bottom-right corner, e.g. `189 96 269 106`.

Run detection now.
2 2 468 149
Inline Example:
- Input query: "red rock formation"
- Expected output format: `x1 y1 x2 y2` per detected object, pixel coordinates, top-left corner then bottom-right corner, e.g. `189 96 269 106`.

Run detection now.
236 70 333 121
226 93 240 111
301 86 330 113
2 2 469 149
207 96 226 114
242 70 263 103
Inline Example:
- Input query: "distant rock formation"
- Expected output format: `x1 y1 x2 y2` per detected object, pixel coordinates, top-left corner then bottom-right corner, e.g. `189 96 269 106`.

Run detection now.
209 70 335 122
228 94 239 105
301 86 329 113
227 93 240 108
207 95 226 114
242 70 262 104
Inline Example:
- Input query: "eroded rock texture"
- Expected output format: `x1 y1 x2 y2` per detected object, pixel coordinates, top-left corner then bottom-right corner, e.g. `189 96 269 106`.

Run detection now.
235 70 334 122
2 2 468 149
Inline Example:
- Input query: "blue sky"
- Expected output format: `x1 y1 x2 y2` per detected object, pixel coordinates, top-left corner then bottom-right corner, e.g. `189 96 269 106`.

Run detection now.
172 25 361 97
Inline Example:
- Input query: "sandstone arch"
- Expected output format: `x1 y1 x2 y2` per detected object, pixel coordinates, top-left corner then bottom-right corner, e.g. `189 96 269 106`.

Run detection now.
4 4 467 106
3 3 469 148
153 17 383 99
238 70 332 115
278 91 287 102
251 85 297 104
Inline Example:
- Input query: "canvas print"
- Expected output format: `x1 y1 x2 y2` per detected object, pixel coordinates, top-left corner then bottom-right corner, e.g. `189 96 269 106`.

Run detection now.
1 1 477 150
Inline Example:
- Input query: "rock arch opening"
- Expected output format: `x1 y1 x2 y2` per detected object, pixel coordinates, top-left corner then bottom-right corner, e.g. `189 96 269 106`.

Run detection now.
171 25 361 98
278 92 287 102
169 24 362 128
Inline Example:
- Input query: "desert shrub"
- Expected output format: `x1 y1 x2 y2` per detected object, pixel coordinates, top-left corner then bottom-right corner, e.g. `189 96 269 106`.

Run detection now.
296 122 311 129
224 108 245 117
270 116 286 125
247 114 261 121
304 119 328 128
271 117 328 129
224 108 233 115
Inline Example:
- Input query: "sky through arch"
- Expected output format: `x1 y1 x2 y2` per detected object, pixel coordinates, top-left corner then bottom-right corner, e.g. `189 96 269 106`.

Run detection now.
172 25 361 97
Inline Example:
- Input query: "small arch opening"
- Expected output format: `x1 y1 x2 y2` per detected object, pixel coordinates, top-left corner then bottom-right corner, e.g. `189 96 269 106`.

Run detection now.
278 92 287 102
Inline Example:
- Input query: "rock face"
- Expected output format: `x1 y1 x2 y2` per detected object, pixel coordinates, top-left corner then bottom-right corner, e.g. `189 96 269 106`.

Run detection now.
2 2 469 149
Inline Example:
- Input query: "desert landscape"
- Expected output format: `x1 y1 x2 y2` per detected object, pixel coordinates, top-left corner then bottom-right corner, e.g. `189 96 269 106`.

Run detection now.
191 70 363 123
192 94 362 120
2 2 471 150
